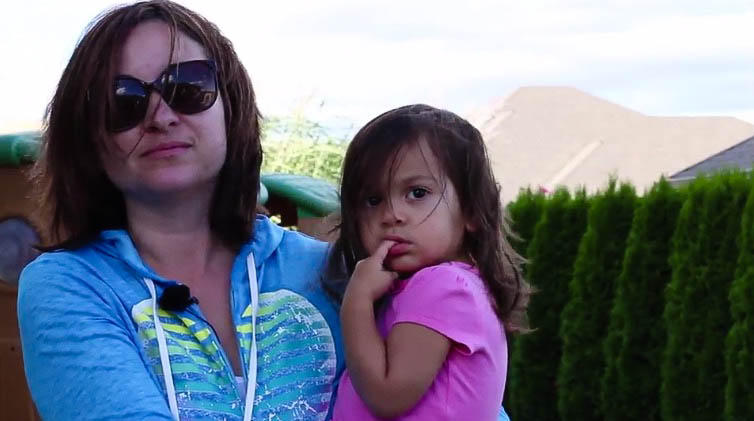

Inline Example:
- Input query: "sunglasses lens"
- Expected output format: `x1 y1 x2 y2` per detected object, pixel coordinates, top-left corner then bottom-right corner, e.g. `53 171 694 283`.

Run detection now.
164 60 218 115
111 78 148 132
108 60 218 132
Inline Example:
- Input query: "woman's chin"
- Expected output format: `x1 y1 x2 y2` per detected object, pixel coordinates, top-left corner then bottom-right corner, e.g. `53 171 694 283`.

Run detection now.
123 174 216 201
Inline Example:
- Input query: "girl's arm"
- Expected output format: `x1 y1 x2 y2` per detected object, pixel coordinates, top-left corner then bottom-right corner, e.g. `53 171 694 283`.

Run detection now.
341 241 451 418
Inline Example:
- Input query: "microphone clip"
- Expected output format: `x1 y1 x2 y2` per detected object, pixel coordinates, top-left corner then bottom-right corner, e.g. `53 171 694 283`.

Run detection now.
159 284 199 312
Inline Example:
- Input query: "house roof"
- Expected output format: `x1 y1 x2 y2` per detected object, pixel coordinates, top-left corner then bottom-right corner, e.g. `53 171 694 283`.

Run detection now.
669 135 754 183
467 87 754 202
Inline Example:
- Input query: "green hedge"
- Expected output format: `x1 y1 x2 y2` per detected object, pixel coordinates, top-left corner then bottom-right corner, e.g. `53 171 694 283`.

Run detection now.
557 180 638 421
506 188 547 258
662 172 750 421
601 179 685 421
725 179 754 420
508 188 590 421
659 177 707 419
505 172 754 419
504 188 547 408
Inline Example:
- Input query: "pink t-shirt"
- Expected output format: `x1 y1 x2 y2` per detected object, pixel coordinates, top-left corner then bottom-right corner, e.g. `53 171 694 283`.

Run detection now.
333 262 508 421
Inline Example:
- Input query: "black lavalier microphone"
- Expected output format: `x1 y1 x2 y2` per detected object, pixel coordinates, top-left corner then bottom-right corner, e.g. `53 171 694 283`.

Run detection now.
159 284 199 311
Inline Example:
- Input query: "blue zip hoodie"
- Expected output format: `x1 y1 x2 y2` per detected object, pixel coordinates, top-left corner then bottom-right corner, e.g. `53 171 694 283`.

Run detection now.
18 216 344 421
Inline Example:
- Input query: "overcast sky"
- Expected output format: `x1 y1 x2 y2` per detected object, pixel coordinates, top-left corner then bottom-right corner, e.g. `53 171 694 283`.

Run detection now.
1 0 752 135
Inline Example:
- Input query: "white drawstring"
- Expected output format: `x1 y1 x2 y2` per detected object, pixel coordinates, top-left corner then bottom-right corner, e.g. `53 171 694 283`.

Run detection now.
243 253 258 421
144 252 258 421
144 278 180 421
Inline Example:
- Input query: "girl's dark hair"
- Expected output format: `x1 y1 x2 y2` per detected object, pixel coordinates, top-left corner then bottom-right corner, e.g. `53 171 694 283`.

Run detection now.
35 0 261 250
326 104 530 332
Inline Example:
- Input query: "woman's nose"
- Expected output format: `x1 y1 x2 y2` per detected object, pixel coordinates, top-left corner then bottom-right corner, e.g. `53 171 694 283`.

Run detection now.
144 93 179 132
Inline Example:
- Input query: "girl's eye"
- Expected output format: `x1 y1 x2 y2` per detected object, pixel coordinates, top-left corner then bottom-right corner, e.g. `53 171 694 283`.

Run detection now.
366 196 381 207
408 187 429 199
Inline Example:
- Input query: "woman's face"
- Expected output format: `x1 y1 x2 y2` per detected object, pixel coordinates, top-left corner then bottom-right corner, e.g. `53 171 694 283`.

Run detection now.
100 20 227 202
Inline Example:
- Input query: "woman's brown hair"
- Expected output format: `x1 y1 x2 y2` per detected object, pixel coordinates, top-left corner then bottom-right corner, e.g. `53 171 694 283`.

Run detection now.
36 0 261 250
326 104 531 332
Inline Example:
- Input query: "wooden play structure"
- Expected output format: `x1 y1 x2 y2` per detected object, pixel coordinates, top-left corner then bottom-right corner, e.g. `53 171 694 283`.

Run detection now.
0 132 42 420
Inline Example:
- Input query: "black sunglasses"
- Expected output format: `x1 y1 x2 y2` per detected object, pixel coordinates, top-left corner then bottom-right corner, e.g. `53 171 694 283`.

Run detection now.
108 59 218 132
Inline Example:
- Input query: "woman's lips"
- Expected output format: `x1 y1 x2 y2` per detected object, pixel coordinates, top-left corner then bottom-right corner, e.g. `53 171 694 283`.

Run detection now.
141 142 191 158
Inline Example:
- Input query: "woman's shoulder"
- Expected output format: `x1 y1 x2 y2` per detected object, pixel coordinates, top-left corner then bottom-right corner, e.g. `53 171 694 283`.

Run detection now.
18 233 145 308
247 216 331 291
22 246 99 281
24 229 136 272
17 249 119 325
252 215 327 247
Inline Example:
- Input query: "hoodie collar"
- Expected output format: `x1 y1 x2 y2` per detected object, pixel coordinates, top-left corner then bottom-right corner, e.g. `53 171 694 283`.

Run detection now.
97 229 159 281
243 215 284 268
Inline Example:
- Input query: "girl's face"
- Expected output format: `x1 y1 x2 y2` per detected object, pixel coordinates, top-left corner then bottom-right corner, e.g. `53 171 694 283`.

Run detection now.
99 20 227 202
358 138 473 274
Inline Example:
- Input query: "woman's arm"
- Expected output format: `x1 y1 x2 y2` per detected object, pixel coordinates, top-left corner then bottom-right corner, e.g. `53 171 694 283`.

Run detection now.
17 257 175 421
341 241 451 418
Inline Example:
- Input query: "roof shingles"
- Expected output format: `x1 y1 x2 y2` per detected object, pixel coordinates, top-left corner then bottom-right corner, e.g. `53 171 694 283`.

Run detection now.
670 135 754 181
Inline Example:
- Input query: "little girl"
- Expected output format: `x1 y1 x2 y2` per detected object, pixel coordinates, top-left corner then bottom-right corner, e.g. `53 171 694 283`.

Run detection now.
328 104 530 420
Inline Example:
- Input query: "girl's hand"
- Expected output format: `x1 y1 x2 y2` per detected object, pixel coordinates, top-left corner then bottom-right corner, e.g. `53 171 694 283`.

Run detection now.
345 240 399 302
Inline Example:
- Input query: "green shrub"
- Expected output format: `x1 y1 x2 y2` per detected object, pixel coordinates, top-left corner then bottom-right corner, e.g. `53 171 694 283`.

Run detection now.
725 178 754 420
557 180 638 421
601 179 685 421
504 187 547 409
506 188 547 258
508 188 590 421
659 177 707 419
662 172 750 421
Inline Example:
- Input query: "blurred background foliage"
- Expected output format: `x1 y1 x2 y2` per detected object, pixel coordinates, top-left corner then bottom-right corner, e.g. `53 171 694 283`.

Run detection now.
260 109 349 184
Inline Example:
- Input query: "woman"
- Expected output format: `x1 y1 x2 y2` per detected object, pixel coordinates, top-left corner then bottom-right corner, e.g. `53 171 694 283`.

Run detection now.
18 1 342 420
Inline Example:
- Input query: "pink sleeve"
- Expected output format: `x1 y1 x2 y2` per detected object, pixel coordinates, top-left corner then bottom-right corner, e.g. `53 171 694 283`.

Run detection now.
388 265 489 354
